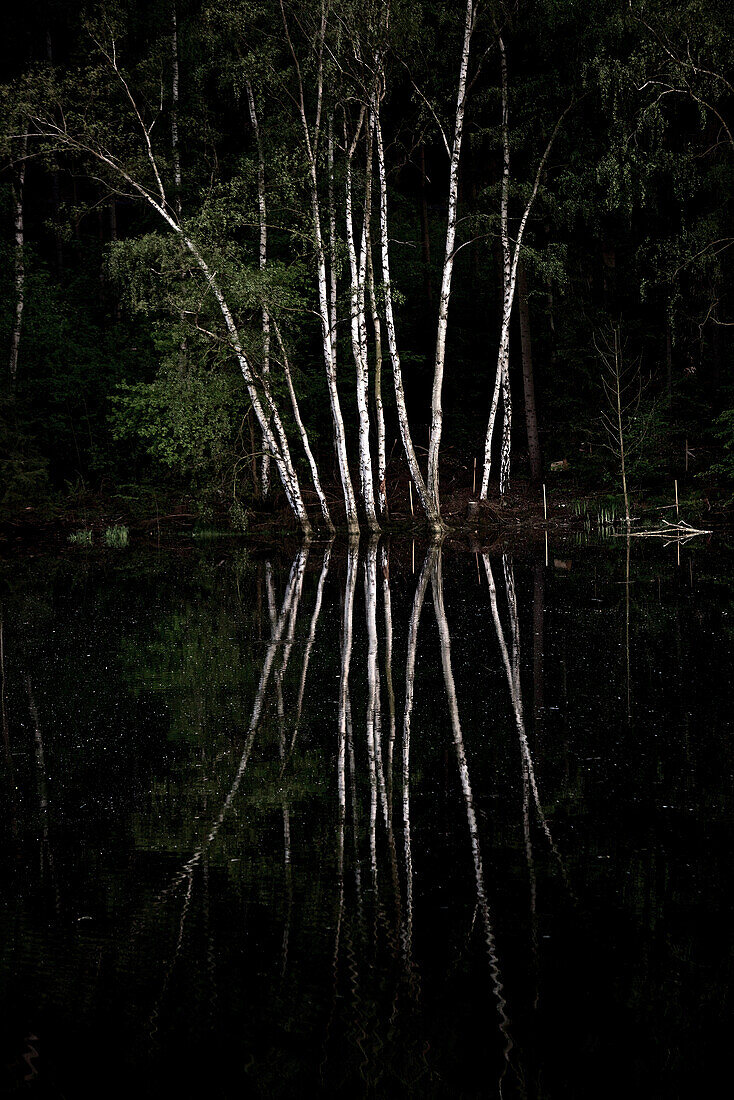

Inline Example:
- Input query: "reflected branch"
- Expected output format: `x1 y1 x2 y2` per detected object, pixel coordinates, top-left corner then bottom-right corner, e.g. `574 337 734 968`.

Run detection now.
401 543 436 977
431 551 513 1064
484 555 569 890
159 547 308 901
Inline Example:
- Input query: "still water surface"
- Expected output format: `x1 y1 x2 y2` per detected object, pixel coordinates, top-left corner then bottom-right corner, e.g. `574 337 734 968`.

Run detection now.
1 539 733 1097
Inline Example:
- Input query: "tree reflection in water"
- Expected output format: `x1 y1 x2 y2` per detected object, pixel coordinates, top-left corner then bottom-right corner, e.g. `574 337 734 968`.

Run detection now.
1 538 730 1097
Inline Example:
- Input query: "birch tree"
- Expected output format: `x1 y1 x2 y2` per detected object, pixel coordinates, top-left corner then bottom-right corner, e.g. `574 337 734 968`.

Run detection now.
425 0 475 519
373 95 439 528
344 109 380 530
479 31 570 499
31 34 314 535
371 0 476 529
8 131 27 390
280 0 360 533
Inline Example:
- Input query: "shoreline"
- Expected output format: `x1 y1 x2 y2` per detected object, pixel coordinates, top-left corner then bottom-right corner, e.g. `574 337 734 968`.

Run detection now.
1 478 729 554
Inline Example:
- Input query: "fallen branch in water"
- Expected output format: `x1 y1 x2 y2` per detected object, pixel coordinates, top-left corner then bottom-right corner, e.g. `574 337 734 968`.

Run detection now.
615 518 712 539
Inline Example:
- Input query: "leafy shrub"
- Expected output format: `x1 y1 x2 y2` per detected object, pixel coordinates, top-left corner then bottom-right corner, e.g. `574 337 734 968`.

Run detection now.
710 408 734 483
104 525 129 548
109 364 241 486
68 529 93 546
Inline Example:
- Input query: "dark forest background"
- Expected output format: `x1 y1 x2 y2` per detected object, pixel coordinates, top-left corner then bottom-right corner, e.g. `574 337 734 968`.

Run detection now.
2 0 734 522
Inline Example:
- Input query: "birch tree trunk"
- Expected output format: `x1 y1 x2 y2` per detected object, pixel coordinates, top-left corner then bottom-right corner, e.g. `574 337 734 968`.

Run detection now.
171 2 182 219
373 101 438 528
35 64 312 533
366 231 387 516
281 4 359 532
345 114 379 530
246 79 272 500
425 0 475 518
186 238 311 533
273 322 335 533
328 114 338 370
8 131 27 390
480 32 511 499
480 34 571 498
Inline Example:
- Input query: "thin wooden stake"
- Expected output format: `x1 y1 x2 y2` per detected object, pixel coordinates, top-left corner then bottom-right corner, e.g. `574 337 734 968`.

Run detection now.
543 483 547 521
409 481 414 518
475 551 481 584
674 479 679 516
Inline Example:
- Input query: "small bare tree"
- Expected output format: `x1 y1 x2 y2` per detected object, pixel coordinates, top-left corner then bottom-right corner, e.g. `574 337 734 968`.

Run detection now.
594 325 651 528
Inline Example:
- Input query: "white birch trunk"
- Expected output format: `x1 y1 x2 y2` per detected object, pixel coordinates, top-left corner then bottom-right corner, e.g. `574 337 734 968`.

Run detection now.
373 102 438 528
8 132 27 389
425 0 475 517
282 7 359 532
327 115 338 366
246 79 272 500
480 35 571 497
367 232 387 515
171 3 182 219
273 322 335 532
345 116 379 531
34 56 313 531
314 175 359 532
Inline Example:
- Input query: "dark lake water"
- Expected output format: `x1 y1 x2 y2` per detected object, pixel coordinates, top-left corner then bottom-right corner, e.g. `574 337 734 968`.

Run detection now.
1 536 733 1097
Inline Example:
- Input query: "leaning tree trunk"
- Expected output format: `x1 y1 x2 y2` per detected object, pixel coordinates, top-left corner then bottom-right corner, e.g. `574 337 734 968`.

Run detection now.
425 0 475 519
35 71 312 535
8 131 27 390
273 322 335 533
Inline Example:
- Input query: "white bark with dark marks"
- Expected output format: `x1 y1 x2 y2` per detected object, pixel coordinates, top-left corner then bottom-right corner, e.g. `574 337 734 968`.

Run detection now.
426 0 475 517
8 132 27 389
345 113 379 530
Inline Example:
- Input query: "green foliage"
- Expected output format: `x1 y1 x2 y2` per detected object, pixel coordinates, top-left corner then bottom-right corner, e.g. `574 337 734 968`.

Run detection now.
109 363 242 486
228 498 251 533
710 408 734 482
104 524 129 547
68 528 93 545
